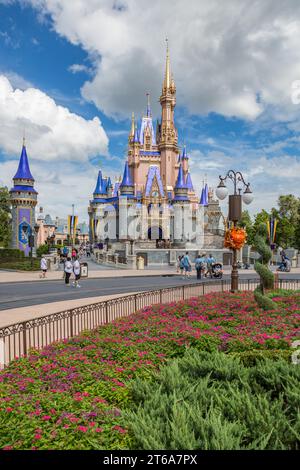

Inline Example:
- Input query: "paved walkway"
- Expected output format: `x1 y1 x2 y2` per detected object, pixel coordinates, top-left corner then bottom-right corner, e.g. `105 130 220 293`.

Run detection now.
1 265 299 284
0 292 139 328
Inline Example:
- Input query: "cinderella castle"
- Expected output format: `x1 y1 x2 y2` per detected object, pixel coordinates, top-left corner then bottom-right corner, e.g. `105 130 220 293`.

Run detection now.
8 45 226 267
88 45 225 267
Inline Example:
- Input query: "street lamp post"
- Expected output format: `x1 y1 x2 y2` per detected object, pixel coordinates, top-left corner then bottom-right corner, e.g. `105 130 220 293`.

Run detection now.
216 170 253 293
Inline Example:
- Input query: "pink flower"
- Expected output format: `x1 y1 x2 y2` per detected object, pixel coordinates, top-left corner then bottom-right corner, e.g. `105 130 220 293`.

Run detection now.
95 427 103 433
41 415 51 421
6 407 13 412
34 434 42 440
3 445 13 450
69 417 79 423
77 426 88 433
112 425 127 434
89 422 96 427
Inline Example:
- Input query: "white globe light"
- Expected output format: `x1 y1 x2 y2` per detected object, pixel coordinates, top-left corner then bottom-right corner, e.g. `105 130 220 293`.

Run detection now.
216 184 228 200
242 186 253 205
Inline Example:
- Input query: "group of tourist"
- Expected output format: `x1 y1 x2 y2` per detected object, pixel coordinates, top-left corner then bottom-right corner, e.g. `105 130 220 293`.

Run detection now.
156 239 171 249
57 242 92 261
39 254 82 287
177 253 217 280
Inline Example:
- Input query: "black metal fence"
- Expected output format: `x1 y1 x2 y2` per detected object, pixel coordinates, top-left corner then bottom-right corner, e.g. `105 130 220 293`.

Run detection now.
0 278 299 368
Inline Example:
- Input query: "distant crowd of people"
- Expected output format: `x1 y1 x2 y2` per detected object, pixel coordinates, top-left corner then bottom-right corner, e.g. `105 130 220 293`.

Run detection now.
39 242 93 286
177 253 221 280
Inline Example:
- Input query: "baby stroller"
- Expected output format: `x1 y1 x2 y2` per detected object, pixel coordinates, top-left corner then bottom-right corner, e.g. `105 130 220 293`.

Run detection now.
211 262 223 279
277 258 291 272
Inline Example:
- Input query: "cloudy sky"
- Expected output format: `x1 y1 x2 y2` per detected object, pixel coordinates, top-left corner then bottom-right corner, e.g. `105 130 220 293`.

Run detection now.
1 0 300 222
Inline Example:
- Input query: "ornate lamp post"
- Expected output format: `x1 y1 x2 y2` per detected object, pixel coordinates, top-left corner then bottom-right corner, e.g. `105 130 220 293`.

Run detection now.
216 170 253 293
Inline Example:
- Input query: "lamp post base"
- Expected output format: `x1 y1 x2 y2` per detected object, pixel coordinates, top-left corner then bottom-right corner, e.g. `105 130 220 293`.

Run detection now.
231 248 239 293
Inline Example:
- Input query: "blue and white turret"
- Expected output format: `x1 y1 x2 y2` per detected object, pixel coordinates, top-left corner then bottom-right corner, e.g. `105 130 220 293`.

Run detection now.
10 139 38 255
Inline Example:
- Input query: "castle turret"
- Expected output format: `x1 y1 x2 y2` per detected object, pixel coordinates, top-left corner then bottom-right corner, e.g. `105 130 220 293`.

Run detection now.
10 139 38 255
181 145 189 176
173 164 188 202
120 161 134 196
93 170 107 199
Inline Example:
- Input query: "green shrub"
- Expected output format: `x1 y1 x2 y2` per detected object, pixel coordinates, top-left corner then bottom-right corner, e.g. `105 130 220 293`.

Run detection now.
36 244 50 257
126 349 300 450
0 248 25 258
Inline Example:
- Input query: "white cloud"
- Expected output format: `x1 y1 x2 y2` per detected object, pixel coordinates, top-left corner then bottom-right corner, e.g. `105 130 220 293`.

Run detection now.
0 74 108 161
22 0 300 121
68 63 92 75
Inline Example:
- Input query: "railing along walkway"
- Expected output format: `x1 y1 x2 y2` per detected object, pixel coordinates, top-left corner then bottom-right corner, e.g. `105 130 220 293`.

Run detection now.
0 278 299 367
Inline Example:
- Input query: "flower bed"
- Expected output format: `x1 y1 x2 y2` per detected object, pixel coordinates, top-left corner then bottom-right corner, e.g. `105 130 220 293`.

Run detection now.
0 291 299 449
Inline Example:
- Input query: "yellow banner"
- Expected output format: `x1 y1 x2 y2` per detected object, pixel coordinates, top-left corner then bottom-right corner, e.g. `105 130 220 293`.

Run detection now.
74 216 78 244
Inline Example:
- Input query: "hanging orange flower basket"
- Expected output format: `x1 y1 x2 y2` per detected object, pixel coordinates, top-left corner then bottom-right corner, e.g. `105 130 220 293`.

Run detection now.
224 227 247 250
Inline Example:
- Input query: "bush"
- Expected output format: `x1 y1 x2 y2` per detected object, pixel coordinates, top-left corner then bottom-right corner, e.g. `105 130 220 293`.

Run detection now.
0 248 25 259
126 349 300 450
36 244 50 257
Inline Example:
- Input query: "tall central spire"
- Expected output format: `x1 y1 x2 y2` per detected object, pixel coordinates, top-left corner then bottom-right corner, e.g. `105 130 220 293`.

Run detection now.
146 92 151 117
159 39 178 189
164 37 171 90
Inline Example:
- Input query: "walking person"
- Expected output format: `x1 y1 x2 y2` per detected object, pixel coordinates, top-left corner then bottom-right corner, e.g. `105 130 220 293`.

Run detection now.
182 252 192 280
72 257 81 288
64 256 73 286
206 253 216 279
39 256 48 279
195 254 204 280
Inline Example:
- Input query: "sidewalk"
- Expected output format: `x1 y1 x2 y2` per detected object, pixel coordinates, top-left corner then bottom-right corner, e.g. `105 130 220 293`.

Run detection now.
0 268 180 283
0 292 138 328
0 266 299 284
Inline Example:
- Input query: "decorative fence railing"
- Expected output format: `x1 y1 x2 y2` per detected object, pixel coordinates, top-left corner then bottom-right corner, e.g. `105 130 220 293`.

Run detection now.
0 278 299 368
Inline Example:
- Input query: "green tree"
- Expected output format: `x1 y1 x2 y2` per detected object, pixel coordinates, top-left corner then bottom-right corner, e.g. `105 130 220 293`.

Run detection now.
36 243 50 258
0 186 11 247
275 195 300 248
238 210 254 245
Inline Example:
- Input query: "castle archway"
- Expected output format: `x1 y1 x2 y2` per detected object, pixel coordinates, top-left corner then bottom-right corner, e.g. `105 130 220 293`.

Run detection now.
148 226 163 240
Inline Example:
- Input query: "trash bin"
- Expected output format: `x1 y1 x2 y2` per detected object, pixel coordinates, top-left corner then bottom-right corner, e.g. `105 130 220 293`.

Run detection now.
137 256 144 270
292 256 297 268
80 262 88 277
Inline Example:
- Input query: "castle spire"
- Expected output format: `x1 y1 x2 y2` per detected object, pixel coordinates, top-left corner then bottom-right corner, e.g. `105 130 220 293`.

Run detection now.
13 139 34 181
130 112 135 138
146 93 151 117
93 170 107 196
133 124 139 143
164 37 171 90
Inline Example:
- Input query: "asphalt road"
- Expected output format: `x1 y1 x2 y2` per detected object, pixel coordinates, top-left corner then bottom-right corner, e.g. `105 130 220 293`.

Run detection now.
0 272 299 311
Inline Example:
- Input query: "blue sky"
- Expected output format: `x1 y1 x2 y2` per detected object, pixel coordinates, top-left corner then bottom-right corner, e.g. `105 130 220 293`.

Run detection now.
1 0 300 221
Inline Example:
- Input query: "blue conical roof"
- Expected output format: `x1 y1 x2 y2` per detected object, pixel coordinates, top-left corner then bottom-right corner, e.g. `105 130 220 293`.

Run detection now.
93 170 107 195
182 145 189 159
185 172 193 190
13 144 34 180
204 183 209 203
134 125 139 143
120 161 133 187
200 185 208 206
175 164 186 189
107 177 112 188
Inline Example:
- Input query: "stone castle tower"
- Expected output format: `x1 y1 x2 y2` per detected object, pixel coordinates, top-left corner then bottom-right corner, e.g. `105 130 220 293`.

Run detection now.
10 139 38 255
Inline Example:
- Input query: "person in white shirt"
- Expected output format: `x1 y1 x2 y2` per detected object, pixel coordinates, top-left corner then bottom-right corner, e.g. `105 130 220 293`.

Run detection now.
64 257 73 286
39 256 48 279
72 257 81 288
